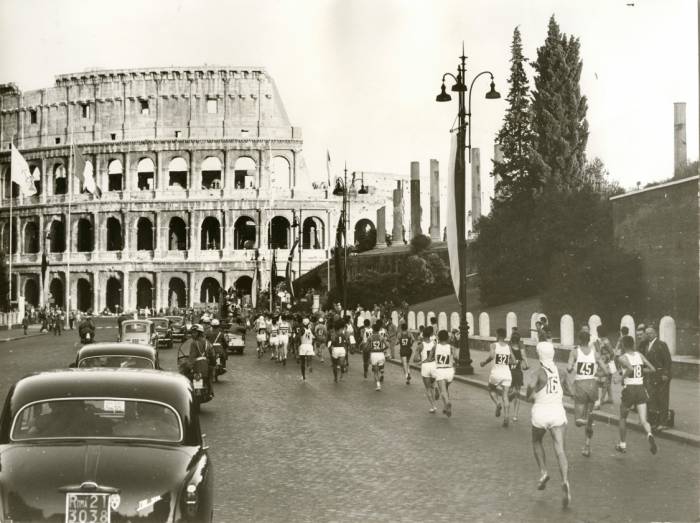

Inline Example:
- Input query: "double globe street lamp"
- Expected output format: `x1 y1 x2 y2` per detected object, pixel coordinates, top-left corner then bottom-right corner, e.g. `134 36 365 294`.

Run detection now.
436 45 500 375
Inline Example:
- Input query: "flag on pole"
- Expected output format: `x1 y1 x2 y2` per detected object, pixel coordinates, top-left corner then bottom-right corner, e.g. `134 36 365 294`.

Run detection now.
251 257 258 309
326 150 332 188
446 133 464 301
286 238 299 300
334 212 346 296
73 146 102 198
10 145 37 197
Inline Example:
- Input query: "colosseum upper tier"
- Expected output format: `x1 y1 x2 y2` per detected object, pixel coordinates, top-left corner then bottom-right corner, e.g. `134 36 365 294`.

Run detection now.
0 66 382 312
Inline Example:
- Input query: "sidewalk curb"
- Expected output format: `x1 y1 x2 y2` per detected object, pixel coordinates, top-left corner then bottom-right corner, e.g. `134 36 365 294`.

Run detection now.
0 332 47 344
386 357 700 448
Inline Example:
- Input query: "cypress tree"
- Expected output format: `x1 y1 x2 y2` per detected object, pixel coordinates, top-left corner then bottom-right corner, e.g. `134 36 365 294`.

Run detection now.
530 15 589 191
493 26 535 201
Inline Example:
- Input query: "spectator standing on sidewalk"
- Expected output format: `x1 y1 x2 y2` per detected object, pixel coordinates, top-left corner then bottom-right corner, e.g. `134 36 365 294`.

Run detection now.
69 310 76 330
644 326 673 430
595 324 615 407
22 315 29 335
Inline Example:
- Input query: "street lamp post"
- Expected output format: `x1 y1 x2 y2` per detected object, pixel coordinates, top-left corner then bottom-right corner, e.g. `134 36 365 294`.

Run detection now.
436 44 500 375
332 165 350 313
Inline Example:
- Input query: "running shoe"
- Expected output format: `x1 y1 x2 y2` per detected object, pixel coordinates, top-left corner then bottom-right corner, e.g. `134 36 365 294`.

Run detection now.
512 416 518 422
429 407 437 414
614 443 627 453
495 404 502 418
581 445 591 458
537 473 550 490
648 433 658 455
376 384 381 391
574 418 586 427
562 482 571 509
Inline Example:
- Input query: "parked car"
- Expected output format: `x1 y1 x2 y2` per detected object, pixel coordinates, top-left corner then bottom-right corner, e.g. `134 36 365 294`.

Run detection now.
74 342 160 369
119 319 155 346
151 317 174 349
0 369 213 522
167 315 187 343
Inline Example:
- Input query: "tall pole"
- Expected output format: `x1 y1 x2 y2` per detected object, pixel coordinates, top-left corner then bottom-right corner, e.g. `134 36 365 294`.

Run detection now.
343 164 348 314
456 50 473 374
298 208 302 280
8 180 13 307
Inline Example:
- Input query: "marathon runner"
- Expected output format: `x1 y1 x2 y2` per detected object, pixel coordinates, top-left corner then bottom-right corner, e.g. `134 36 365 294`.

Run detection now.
328 319 349 383
397 323 414 384
368 322 388 390
298 318 315 381
481 328 514 427
431 329 456 417
415 326 438 412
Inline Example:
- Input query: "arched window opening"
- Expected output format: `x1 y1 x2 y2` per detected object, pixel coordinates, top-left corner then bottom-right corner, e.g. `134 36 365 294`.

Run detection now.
24 278 39 307
76 279 92 312
48 220 66 253
234 276 252 297
233 157 256 189
136 278 153 310
108 159 123 191
233 216 256 249
168 157 188 189
106 217 122 251
168 217 187 251
76 218 93 252
106 277 122 313
271 156 291 189
136 218 154 251
354 219 377 252
302 217 324 249
200 217 221 250
168 278 186 309
31 166 42 195
23 221 40 254
200 277 221 304
201 156 222 189
53 164 67 195
49 278 65 309
268 216 290 249
137 158 155 191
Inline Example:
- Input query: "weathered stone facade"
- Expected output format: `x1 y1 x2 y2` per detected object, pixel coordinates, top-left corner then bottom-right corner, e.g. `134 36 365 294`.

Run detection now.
0 67 382 312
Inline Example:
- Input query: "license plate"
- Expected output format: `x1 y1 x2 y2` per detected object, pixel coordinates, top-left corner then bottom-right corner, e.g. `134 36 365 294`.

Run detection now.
65 493 110 523
193 379 204 389
129 338 141 344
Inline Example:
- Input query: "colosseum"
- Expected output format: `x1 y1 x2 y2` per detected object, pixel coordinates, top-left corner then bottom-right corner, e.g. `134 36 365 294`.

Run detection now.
0 66 383 312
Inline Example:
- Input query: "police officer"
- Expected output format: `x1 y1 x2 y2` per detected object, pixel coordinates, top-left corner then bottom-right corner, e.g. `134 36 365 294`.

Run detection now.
207 318 228 382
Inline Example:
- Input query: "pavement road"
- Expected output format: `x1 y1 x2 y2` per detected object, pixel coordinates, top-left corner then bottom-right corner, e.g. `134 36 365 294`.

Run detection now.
1 326 698 522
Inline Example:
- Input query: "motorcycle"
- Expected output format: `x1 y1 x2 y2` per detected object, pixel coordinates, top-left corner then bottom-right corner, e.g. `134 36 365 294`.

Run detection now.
177 345 214 404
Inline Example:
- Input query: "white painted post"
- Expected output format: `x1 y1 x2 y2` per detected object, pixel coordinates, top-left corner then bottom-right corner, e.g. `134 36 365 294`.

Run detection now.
659 316 677 355
407 311 416 330
560 314 574 346
588 314 602 341
438 312 448 330
391 310 399 327
506 312 517 336
427 311 436 327
466 312 474 335
530 313 540 340
479 312 490 338
417 311 425 328
620 315 635 338
450 312 460 331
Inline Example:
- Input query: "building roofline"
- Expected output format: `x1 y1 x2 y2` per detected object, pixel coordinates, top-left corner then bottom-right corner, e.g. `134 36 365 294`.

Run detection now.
609 175 699 201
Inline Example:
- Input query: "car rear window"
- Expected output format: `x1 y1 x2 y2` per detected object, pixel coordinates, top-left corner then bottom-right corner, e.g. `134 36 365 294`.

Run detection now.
124 324 148 333
78 356 155 369
12 399 182 442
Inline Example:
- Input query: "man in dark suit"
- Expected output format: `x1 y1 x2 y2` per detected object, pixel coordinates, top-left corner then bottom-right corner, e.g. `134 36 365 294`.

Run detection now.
644 326 672 430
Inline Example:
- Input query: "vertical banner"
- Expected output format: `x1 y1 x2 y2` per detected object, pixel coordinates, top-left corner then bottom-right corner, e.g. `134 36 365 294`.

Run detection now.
446 133 463 301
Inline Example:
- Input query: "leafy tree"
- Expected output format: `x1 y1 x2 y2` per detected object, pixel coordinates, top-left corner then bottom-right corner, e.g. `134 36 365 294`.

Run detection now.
493 26 536 200
530 15 589 192
583 157 623 196
410 234 431 254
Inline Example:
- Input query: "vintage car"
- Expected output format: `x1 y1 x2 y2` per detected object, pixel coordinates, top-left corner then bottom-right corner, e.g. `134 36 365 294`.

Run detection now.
0 369 213 522
74 342 160 369
167 315 187 343
119 319 155 346
151 317 174 349
224 322 246 354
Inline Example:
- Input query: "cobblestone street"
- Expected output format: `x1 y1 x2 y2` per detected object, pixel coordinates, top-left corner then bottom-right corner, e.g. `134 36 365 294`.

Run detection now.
1 327 698 522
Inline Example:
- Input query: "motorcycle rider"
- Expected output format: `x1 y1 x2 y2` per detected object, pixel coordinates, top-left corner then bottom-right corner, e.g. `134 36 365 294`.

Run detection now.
207 318 228 382
185 324 214 401
77 310 96 344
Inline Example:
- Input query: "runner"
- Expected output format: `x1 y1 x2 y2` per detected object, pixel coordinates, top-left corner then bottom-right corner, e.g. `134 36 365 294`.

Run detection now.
615 335 658 455
298 317 315 381
414 326 438 412
397 323 414 384
278 314 291 366
567 330 610 457
360 319 373 379
368 322 389 390
255 314 267 358
508 332 528 422
314 316 328 364
431 329 456 417
269 315 280 361
480 328 514 427
527 339 571 509
328 319 349 383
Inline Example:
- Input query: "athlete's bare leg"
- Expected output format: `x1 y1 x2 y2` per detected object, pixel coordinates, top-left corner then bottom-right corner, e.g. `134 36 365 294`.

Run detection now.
501 387 510 426
549 425 570 508
437 380 451 416
422 377 437 412
531 427 549 489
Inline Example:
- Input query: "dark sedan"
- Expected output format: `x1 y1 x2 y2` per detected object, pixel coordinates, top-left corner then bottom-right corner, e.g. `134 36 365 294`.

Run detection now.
0 369 213 522
74 342 160 369
166 316 187 344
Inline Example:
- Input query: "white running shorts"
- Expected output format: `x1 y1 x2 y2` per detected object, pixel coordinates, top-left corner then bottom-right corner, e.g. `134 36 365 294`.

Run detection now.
421 361 437 378
531 403 568 430
488 371 512 389
256 333 267 343
331 347 347 359
299 343 315 356
431 367 455 382
370 352 386 366
269 336 279 347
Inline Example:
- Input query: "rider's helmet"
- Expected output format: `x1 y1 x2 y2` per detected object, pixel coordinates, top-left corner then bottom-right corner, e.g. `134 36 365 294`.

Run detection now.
191 324 205 334
211 318 220 327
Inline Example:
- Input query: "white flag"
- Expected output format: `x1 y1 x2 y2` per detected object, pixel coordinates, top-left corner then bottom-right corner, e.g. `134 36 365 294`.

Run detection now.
10 145 37 197
446 133 461 300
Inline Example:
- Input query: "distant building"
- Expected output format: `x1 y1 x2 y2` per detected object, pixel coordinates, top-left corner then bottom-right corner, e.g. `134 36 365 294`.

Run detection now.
0 67 382 312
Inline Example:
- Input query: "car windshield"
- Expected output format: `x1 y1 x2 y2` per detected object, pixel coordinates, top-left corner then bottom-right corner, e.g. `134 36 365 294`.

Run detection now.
124 323 148 333
12 399 181 442
152 320 168 327
77 356 154 369
169 318 183 326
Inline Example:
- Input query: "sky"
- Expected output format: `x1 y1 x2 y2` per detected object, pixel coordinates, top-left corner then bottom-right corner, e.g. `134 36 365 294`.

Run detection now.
0 0 698 223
